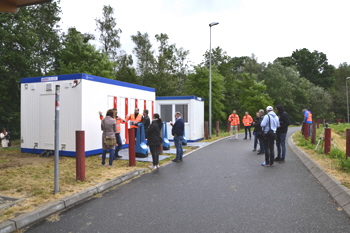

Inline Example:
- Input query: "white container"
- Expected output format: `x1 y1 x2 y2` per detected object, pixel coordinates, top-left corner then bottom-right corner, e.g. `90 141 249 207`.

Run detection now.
21 73 155 156
155 96 204 142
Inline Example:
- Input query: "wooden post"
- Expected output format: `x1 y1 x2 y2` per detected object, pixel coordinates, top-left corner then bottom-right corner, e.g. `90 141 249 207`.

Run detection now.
128 129 136 166
324 128 331 155
76 131 85 181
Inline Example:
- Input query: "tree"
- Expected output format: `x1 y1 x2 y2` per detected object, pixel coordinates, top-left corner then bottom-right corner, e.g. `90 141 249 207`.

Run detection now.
51 28 114 78
185 66 226 124
131 31 155 86
233 73 272 115
291 48 335 89
114 53 139 84
0 2 61 137
330 63 350 119
95 5 122 71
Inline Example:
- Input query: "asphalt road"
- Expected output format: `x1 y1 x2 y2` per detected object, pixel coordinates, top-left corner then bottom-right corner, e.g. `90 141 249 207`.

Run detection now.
25 127 350 233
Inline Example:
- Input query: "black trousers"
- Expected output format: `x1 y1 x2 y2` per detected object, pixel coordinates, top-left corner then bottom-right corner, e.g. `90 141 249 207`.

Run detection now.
263 135 276 165
149 145 159 166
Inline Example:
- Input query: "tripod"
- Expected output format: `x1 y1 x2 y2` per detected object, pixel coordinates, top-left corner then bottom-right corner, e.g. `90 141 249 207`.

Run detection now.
314 127 336 151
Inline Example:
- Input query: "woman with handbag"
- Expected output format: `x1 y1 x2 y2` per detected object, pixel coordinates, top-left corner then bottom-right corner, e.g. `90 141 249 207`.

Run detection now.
101 109 117 167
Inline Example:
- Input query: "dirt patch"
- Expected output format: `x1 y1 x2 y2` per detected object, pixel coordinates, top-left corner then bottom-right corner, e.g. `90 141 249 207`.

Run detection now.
0 153 52 169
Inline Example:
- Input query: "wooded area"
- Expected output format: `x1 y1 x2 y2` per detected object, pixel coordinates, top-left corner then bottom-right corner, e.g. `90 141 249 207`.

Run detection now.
1 1 350 139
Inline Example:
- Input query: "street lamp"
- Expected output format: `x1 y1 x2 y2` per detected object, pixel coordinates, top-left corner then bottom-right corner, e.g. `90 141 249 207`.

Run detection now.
209 22 219 138
346 77 350 123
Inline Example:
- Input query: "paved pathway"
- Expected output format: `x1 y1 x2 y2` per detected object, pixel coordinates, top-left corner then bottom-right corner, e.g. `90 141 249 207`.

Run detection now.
25 127 350 233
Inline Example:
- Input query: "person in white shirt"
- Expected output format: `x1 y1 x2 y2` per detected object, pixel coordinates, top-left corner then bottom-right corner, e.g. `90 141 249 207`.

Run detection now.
260 106 280 167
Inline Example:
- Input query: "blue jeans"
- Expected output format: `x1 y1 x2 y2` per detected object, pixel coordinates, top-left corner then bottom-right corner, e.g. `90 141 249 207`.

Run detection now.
114 133 122 156
102 149 114 166
258 135 265 153
276 133 287 159
174 135 184 160
244 126 251 139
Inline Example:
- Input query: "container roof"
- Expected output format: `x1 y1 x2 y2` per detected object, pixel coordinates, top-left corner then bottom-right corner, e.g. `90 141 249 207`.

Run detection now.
0 0 52 13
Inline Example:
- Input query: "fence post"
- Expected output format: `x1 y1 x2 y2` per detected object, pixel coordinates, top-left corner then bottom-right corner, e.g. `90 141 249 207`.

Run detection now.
303 123 310 140
324 128 331 155
76 130 85 181
347 129 350 160
204 121 209 139
128 129 136 166
311 122 316 145
215 121 219 137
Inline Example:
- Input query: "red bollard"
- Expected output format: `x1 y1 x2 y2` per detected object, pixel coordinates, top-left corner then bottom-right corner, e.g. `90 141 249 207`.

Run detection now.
204 121 209 139
311 122 316 145
346 129 350 159
128 128 136 166
216 121 219 137
317 119 321 128
324 128 331 154
227 121 230 133
76 130 85 181
303 123 309 140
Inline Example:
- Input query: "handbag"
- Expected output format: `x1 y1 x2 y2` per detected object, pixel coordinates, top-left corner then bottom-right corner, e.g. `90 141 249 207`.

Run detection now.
263 115 276 140
104 136 116 146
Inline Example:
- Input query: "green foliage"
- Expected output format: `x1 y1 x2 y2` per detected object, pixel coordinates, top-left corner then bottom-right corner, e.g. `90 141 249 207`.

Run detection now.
328 148 345 160
233 73 272 115
51 28 115 78
291 48 335 89
185 66 226 123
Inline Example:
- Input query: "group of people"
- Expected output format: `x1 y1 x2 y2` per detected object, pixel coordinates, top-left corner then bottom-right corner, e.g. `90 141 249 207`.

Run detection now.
228 105 292 167
99 108 185 169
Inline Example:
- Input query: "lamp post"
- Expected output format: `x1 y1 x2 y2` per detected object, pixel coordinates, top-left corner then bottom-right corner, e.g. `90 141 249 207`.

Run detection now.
209 22 219 139
347 77 350 123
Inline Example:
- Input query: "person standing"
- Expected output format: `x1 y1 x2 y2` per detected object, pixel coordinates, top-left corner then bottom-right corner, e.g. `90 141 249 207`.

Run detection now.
228 110 240 140
170 111 184 162
275 105 291 163
256 109 265 155
142 109 150 138
101 109 116 167
125 108 143 137
302 108 313 138
0 128 9 148
146 113 162 169
260 106 280 167
113 109 126 159
242 112 253 140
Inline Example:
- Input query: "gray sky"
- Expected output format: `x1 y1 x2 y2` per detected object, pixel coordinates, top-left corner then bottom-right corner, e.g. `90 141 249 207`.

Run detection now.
60 0 350 67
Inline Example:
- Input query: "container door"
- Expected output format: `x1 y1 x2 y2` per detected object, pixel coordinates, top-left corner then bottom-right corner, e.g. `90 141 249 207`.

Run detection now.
39 94 55 150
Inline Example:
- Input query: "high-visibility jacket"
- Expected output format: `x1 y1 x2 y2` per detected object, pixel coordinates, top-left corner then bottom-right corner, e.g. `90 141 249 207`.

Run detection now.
242 115 253 126
126 113 142 129
99 115 125 133
115 116 125 133
303 110 312 124
228 114 240 126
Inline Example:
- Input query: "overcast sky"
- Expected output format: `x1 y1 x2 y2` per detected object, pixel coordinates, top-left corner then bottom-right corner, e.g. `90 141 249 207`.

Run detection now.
59 0 350 67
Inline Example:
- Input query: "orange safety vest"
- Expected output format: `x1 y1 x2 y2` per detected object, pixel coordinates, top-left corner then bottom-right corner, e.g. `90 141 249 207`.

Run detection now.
242 115 253 126
115 116 125 133
99 115 125 133
228 114 240 126
126 113 142 129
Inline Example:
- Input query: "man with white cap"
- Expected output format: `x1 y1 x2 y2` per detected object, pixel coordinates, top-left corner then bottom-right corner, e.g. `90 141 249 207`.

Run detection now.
260 106 280 167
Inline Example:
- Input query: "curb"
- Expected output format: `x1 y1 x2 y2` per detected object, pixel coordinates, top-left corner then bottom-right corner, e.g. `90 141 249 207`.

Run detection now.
0 169 147 233
288 133 350 217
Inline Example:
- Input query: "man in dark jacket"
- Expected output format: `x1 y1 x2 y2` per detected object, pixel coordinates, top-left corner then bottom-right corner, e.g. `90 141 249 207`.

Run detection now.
275 105 291 163
170 111 184 162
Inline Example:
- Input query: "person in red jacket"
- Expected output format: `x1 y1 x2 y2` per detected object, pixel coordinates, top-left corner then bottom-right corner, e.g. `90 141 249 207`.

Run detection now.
228 110 240 140
242 112 253 140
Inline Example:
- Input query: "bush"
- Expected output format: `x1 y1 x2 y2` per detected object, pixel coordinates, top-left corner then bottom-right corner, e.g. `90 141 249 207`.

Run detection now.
328 148 345 160
340 158 350 173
